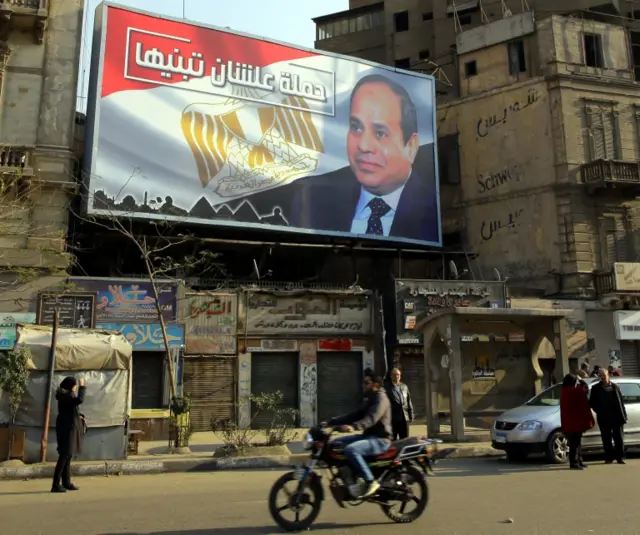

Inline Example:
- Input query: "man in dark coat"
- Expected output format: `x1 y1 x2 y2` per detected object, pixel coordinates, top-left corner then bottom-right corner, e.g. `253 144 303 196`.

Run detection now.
52 376 86 493
385 367 414 440
589 368 627 464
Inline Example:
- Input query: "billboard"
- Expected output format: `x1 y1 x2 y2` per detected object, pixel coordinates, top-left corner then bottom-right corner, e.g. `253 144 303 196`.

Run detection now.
84 4 441 246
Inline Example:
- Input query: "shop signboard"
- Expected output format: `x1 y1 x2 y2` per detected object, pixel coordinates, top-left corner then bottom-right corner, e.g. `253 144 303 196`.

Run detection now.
184 293 237 355
395 279 507 344
0 313 36 349
97 323 185 351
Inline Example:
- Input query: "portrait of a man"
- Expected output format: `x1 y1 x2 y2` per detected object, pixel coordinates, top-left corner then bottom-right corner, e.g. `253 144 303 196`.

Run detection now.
289 73 439 243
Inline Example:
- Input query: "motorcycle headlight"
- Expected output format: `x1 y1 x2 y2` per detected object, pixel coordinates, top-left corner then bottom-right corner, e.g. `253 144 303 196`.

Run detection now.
516 420 542 431
303 433 314 450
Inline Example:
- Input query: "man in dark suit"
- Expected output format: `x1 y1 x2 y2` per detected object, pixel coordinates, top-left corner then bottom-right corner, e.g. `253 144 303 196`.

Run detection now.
385 367 414 440
289 73 439 243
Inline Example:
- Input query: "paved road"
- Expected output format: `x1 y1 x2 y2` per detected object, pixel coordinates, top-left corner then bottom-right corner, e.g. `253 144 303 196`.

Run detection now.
0 457 635 534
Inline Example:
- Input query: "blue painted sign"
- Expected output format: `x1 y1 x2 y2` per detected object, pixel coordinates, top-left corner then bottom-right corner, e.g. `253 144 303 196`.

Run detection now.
0 313 36 349
97 323 185 351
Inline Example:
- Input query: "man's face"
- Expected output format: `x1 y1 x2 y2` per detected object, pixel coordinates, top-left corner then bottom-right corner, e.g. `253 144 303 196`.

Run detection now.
363 377 377 393
599 369 609 383
391 369 401 384
347 82 418 195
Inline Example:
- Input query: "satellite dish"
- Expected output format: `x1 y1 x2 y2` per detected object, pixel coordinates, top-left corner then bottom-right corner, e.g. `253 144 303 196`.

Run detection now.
253 259 260 279
449 260 459 280
493 268 502 281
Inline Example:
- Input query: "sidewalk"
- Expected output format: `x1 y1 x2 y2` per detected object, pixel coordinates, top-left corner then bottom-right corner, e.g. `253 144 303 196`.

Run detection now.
0 425 499 481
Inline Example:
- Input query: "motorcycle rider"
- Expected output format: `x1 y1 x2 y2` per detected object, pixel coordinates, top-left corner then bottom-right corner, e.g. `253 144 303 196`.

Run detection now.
324 368 393 499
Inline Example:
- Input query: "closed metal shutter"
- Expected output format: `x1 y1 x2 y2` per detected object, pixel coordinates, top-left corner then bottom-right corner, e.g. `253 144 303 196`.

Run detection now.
399 354 426 421
317 351 363 423
251 352 298 429
132 352 164 409
620 342 640 377
183 357 236 432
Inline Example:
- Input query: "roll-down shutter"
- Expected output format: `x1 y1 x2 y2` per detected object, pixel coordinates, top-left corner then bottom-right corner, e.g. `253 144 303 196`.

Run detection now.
183 357 236 432
251 352 298 429
399 354 426 421
620 342 640 377
317 351 363 423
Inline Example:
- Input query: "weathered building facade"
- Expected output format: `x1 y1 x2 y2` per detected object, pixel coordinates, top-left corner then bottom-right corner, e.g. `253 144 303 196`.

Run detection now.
0 0 82 311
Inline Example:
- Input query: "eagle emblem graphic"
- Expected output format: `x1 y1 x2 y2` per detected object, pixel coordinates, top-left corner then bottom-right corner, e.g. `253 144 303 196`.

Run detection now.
181 93 325 198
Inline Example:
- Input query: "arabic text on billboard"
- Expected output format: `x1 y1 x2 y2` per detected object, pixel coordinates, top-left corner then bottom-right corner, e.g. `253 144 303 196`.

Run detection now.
84 5 441 247
70 278 177 323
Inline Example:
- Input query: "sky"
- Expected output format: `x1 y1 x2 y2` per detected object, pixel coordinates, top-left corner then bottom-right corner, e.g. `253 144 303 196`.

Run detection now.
76 0 348 111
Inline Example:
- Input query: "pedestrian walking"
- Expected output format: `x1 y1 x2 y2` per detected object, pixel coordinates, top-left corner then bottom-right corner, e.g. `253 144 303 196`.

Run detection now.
578 362 590 379
589 368 627 465
590 365 601 378
559 373 593 470
608 365 622 377
385 367 413 440
51 376 86 493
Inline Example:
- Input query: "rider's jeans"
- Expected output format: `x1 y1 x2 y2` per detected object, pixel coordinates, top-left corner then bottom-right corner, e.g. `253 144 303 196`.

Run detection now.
333 435 391 482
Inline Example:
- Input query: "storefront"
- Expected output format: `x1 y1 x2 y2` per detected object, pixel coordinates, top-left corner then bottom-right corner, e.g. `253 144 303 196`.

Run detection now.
238 291 375 429
181 293 238 432
393 279 508 422
613 311 640 376
70 277 181 440
0 313 36 349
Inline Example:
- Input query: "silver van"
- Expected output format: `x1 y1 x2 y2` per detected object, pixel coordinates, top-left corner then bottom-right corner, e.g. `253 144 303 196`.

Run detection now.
490 377 640 463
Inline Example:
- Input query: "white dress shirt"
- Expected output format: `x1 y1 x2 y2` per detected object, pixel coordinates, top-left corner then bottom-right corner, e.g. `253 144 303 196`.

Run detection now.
350 184 406 236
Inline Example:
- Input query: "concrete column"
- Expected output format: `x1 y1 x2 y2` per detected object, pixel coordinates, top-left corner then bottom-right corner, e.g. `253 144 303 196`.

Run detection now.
554 318 571 378
423 335 439 437
448 319 465 441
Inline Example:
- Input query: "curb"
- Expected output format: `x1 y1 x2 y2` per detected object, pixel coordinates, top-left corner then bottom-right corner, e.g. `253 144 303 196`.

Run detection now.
0 447 501 481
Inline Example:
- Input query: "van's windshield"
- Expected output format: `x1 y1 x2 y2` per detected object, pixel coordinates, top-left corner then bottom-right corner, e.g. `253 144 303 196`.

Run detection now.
525 384 563 406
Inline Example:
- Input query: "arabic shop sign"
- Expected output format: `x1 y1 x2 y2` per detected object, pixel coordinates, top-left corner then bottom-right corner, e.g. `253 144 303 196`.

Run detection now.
97 323 185 351
395 279 507 344
69 277 177 323
0 313 35 349
247 294 371 335
184 293 237 355
614 263 640 292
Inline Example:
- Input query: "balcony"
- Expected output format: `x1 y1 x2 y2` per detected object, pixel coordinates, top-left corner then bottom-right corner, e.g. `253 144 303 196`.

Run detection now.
0 145 34 176
0 0 48 44
581 159 640 196
594 263 640 295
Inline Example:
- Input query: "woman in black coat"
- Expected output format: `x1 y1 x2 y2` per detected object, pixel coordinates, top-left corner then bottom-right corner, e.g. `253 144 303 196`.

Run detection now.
52 376 86 493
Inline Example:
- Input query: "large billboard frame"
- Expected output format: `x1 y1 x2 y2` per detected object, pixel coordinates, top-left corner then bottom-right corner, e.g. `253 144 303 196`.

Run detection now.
84 2 442 248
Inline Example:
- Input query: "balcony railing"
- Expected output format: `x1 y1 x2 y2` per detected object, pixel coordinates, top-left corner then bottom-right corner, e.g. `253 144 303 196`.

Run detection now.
0 145 34 176
581 159 640 195
0 0 48 44
594 262 640 294
0 0 46 10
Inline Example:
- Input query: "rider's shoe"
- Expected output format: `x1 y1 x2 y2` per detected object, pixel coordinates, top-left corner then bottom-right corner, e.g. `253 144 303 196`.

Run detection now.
360 480 380 498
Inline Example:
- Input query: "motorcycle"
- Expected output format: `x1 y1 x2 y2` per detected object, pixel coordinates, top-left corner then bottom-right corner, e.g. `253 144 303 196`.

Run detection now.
268 426 455 531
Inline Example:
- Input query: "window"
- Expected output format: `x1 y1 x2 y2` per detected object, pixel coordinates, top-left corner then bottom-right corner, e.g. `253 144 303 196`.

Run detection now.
604 215 628 266
619 383 640 404
631 31 640 82
395 57 411 69
422 11 433 21
464 60 477 77
584 33 604 68
419 49 430 61
508 40 527 75
584 103 620 161
526 384 563 406
458 14 472 25
438 134 461 184
394 10 409 32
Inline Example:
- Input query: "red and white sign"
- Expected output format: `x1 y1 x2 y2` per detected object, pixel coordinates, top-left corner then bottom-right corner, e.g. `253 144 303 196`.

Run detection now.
85 4 440 246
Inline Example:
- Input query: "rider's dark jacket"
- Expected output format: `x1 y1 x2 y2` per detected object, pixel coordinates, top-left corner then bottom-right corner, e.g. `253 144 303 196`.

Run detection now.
328 388 393 439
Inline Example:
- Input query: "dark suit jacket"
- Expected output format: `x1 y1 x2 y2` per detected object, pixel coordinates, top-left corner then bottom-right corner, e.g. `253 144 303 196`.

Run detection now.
289 144 439 244
384 380 414 424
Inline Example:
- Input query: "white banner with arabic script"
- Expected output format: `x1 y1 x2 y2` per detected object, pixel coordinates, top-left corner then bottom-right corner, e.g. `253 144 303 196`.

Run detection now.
183 293 237 355
246 294 372 335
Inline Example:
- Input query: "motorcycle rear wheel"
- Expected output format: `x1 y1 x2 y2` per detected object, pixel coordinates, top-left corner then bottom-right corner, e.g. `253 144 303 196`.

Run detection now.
380 465 429 524
268 471 322 532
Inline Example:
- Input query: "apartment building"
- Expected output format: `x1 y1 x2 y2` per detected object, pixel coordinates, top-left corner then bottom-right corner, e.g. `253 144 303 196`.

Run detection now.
0 0 82 314
315 3 640 374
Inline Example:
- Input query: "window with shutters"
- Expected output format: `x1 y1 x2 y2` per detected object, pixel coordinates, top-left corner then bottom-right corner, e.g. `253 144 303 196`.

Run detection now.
131 352 166 409
603 215 628 267
584 102 621 161
438 133 461 184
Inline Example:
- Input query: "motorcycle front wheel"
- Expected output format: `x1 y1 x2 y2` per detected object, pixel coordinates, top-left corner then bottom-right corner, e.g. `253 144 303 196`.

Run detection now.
380 464 429 524
268 471 323 532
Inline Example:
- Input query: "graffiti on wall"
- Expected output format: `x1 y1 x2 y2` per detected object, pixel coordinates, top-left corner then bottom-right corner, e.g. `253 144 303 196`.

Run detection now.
480 208 524 242
477 164 521 195
299 342 317 427
476 88 540 139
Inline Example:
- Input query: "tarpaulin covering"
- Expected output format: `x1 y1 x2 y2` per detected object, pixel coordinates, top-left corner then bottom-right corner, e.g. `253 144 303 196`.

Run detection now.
16 324 132 371
0 369 130 428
